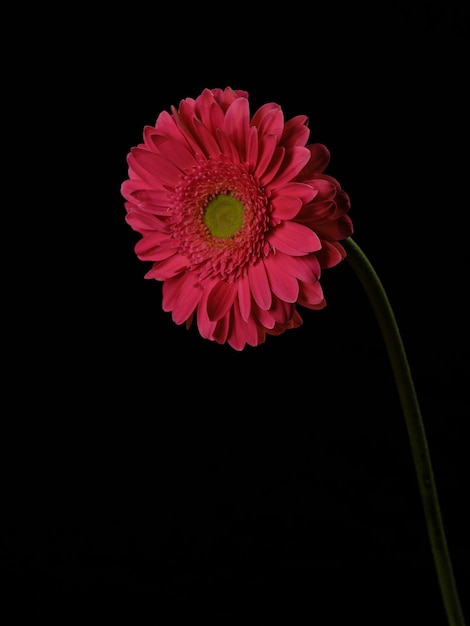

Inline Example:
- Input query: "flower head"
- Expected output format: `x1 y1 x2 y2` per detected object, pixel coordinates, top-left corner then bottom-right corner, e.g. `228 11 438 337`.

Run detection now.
121 87 353 350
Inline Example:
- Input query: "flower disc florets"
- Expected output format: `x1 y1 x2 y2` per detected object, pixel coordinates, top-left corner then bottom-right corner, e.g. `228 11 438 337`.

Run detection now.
169 157 270 282
121 87 353 350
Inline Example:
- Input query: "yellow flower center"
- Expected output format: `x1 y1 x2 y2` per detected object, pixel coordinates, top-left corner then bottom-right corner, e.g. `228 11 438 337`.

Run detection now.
203 194 244 239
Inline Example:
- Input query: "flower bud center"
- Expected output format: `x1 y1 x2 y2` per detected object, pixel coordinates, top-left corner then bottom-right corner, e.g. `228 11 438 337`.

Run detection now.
203 194 244 238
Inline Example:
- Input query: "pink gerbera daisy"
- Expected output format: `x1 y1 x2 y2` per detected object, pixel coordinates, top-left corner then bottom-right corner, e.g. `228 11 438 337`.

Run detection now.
121 87 353 350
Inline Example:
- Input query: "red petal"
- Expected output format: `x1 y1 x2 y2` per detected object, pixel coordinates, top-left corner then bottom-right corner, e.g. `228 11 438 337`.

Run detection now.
251 104 284 140
264 260 299 302
269 222 321 255
314 215 354 241
126 189 172 215
305 144 331 176
194 88 218 128
145 254 189 280
134 232 177 260
248 261 272 310
268 146 311 190
246 127 259 172
237 274 252 322
225 97 250 161
271 182 316 204
206 280 237 321
281 121 310 149
296 200 335 224
315 241 347 268
147 135 199 170
232 304 262 349
154 110 184 143
270 195 302 220
192 118 223 159
121 181 172 211
259 147 285 186
215 129 241 163
212 313 230 345
162 272 203 324
268 297 296 324
125 210 168 233
251 300 276 329
129 148 182 188
298 280 325 308
253 134 277 179
196 286 217 339
268 251 320 282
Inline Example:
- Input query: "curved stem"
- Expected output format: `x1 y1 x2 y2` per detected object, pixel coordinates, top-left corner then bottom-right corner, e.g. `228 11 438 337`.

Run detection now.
343 236 466 626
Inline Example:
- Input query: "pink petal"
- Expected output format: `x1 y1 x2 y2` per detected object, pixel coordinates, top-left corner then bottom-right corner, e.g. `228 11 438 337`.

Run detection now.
253 134 277 180
125 210 168 232
177 98 199 128
208 99 227 133
128 148 183 188
196 291 217 340
194 88 218 128
154 110 185 143
281 122 310 149
206 280 237 321
121 178 146 198
282 115 309 138
314 215 354 241
264 259 299 302
214 86 248 110
252 301 276 329
267 251 320 282
134 232 177 260
269 221 321 255
296 200 335 224
246 126 259 171
250 102 279 123
177 114 216 161
146 135 199 170
144 254 189 280
251 104 284 140
270 195 302 220
162 273 203 324
315 241 347 268
309 178 337 201
215 129 241 163
161 274 183 311
268 297 296 324
219 309 242 350
336 188 352 213
259 147 285 186
124 189 172 215
275 309 303 331
192 118 223 159
297 280 325 308
121 181 172 210
232 304 261 349
268 146 311 190
170 105 203 155
237 274 252 322
225 97 250 160
242 317 263 348
307 143 331 173
212 313 230 345
296 144 331 181
271 182 317 204
248 261 272 310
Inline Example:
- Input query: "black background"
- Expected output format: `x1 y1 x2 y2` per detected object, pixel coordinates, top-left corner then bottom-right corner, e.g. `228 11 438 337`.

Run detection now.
4 2 469 623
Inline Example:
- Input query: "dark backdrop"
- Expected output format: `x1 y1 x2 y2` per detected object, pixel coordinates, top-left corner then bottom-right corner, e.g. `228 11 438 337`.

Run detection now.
4 2 469 623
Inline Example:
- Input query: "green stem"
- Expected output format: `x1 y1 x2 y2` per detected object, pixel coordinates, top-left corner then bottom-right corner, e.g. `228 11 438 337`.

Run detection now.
343 236 466 626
